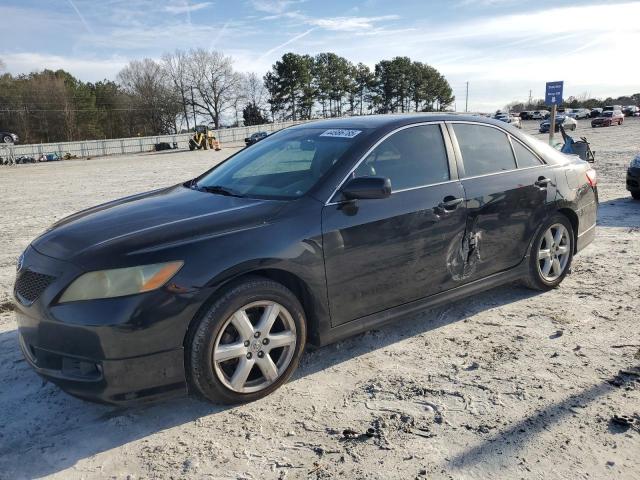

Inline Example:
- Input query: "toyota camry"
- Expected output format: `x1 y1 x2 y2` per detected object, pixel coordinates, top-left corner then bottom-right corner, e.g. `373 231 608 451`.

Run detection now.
14 115 598 405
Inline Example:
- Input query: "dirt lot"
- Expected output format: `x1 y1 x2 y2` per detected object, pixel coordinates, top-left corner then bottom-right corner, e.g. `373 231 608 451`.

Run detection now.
0 119 639 480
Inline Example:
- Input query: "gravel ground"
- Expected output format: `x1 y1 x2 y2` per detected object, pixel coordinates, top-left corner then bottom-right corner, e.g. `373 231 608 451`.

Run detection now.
0 119 639 480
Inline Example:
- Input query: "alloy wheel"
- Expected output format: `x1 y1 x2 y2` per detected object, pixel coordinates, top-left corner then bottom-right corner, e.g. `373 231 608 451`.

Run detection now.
212 301 297 393
537 223 571 282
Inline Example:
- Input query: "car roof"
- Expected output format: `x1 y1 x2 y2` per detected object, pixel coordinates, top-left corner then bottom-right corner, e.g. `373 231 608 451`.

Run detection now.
289 113 512 131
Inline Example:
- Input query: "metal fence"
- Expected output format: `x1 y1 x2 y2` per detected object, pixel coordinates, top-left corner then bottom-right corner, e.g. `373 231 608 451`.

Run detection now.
0 120 307 161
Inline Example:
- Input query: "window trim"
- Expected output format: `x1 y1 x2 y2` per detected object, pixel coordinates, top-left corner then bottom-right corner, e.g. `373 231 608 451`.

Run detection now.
508 134 545 168
324 121 455 206
446 121 547 180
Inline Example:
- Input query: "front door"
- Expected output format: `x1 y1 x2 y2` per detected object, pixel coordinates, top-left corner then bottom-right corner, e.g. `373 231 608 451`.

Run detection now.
322 124 467 326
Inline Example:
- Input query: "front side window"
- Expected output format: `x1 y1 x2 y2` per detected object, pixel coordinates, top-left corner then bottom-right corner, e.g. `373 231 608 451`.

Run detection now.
352 124 450 191
195 127 367 199
453 124 516 177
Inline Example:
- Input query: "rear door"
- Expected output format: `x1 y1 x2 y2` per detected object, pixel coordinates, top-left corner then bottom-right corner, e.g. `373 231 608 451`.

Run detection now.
448 122 557 281
322 123 467 326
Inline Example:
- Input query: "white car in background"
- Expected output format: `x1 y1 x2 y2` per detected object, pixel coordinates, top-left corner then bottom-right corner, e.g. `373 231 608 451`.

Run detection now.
531 110 550 120
494 112 522 129
567 108 591 120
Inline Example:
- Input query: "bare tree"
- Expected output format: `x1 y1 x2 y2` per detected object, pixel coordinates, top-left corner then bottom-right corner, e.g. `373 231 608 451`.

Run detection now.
118 58 181 135
162 50 193 131
188 49 242 129
242 72 267 110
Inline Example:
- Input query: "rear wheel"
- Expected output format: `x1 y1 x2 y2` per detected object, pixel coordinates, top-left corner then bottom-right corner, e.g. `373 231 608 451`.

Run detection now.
631 191 640 201
523 214 574 291
187 277 306 404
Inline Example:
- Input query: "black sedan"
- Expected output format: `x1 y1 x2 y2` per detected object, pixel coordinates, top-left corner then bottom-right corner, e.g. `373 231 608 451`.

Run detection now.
14 115 598 405
1 130 19 144
244 131 268 146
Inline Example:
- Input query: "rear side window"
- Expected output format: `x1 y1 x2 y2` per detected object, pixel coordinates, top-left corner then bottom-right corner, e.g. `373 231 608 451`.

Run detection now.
453 124 516 177
353 124 449 190
511 139 542 168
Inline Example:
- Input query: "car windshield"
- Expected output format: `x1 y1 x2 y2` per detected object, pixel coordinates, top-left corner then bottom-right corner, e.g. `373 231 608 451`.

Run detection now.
194 127 367 200
602 112 613 117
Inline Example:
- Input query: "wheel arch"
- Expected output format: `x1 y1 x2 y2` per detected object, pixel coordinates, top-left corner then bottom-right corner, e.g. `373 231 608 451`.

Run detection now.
183 267 322 352
557 207 579 253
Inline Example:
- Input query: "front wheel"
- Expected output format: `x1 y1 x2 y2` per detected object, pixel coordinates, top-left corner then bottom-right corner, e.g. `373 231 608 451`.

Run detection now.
523 214 574 291
2 135 13 144
187 277 306 404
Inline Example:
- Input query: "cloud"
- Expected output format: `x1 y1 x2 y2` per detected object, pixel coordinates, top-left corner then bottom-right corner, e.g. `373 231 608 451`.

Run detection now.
456 0 516 6
66 0 94 34
164 1 213 14
250 0 306 14
308 15 400 32
1 52 128 81
257 28 315 59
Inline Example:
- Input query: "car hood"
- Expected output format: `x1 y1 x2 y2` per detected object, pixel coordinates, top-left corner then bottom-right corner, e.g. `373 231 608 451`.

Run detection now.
32 184 285 262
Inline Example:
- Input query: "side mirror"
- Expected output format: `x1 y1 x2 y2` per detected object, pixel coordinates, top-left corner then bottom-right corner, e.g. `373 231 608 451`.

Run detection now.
341 176 391 200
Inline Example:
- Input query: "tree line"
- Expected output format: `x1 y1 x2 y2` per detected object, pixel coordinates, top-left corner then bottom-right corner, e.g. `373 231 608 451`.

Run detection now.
0 50 454 144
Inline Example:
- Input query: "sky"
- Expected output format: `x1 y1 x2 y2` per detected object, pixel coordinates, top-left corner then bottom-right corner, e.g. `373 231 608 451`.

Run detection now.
1 0 639 111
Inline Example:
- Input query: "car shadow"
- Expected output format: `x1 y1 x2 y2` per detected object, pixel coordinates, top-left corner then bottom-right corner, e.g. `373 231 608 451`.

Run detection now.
0 283 542 479
597 196 640 228
446 363 640 471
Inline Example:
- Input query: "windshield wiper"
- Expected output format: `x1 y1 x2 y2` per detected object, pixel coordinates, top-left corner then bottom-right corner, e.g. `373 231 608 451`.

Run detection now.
195 184 246 198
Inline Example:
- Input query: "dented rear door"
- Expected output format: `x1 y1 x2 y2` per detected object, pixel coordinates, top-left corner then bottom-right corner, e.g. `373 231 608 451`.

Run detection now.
448 122 557 282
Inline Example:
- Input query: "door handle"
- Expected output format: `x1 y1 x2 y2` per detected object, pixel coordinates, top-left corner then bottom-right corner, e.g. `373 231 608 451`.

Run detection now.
535 177 551 188
438 196 464 211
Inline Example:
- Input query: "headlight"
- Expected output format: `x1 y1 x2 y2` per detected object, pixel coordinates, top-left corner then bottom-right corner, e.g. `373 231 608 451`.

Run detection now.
631 156 640 168
59 261 183 303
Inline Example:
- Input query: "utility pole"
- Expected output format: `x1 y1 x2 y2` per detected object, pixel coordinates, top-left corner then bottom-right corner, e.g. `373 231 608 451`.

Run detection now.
549 104 557 146
190 86 197 129
528 89 533 108
465 82 469 112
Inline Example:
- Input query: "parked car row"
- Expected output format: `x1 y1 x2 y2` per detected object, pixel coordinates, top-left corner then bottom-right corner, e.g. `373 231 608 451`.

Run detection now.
519 105 640 120
519 110 550 120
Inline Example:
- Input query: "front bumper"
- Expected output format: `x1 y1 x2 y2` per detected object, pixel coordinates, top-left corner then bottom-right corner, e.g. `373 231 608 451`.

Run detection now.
627 167 640 193
18 329 186 404
13 246 205 404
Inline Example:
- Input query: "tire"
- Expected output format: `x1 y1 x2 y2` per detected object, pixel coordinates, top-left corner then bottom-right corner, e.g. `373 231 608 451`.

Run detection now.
2 135 13 144
187 276 307 404
631 191 640 201
523 213 574 291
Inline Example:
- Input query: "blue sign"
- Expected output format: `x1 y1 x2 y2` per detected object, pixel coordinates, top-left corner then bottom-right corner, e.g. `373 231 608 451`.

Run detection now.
545 81 564 106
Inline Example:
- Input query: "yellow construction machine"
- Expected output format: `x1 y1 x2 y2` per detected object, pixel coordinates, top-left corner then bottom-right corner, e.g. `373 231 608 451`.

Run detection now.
189 125 221 151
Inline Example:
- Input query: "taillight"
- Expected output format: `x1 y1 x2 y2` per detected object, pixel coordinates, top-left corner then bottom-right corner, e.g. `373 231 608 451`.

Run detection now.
586 168 597 188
